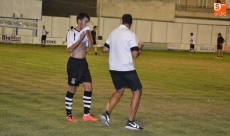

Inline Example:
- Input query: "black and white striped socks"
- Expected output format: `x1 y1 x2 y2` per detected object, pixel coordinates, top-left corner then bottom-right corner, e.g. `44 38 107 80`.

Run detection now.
83 91 92 115
65 91 74 117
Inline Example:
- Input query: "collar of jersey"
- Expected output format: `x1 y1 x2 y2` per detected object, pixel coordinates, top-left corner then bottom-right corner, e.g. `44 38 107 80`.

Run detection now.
119 24 129 29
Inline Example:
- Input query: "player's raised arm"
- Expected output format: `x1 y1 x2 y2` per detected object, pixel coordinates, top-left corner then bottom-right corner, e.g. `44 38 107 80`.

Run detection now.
67 31 86 53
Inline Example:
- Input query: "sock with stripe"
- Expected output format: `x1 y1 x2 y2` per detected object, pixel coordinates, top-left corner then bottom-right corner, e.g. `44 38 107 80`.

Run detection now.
65 91 74 117
83 91 92 115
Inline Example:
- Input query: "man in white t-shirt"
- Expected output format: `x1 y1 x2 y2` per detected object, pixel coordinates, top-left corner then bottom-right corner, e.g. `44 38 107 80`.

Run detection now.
64 12 98 123
100 14 144 130
190 33 196 53
41 25 49 47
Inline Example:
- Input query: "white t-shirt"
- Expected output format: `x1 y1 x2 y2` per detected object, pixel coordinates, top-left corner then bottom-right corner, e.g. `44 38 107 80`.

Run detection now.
105 25 138 71
190 35 196 44
42 29 48 35
66 27 90 48
67 29 79 49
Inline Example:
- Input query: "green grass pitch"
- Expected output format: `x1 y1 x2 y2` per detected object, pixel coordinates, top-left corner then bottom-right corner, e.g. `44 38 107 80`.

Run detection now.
0 43 230 136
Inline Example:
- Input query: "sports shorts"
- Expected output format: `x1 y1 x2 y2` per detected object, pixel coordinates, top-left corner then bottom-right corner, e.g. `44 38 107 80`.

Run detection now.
190 44 195 49
109 70 142 91
42 35 46 40
67 57 92 86
217 45 223 50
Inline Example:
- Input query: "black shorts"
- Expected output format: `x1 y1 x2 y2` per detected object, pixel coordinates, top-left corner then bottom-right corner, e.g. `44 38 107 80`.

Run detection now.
109 70 142 91
42 35 46 40
190 44 195 49
67 57 92 86
217 45 222 50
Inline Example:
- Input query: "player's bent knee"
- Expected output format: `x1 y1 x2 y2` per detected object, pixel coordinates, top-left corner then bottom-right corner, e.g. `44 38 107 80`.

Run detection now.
84 86 93 92
68 86 77 93
116 88 125 95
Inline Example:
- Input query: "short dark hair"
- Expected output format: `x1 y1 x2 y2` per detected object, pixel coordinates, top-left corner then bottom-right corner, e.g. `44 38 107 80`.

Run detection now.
122 14 132 25
70 26 74 29
93 26 97 29
76 12 90 22
190 33 193 35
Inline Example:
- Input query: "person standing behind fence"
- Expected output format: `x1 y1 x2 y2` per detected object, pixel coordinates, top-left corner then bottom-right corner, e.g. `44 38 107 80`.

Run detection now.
190 33 196 54
41 25 49 47
217 33 225 59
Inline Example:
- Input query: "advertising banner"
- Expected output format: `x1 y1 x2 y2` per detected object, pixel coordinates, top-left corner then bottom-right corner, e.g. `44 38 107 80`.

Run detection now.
1 35 33 44
223 46 230 53
143 42 168 50
167 43 182 50
32 37 63 45
196 45 216 52
1 35 22 43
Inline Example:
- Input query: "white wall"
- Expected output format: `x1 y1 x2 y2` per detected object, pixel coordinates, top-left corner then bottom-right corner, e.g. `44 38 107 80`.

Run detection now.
151 22 167 43
1 15 229 46
17 28 34 36
5 27 15 35
52 17 69 38
136 20 151 42
0 0 42 19
167 23 183 44
197 25 212 45
102 18 120 40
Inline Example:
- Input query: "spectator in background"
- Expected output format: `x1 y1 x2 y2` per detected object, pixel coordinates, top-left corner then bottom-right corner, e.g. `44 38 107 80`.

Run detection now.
41 25 49 47
91 26 98 56
190 33 196 54
86 26 98 56
217 33 224 59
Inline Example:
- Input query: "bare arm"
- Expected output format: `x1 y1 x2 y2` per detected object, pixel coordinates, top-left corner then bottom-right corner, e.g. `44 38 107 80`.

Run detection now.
131 50 140 59
102 43 110 53
131 42 144 58
67 32 86 53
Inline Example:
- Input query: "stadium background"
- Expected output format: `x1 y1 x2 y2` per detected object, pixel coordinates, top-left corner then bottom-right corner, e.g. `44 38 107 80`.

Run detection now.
0 1 230 135
0 0 230 51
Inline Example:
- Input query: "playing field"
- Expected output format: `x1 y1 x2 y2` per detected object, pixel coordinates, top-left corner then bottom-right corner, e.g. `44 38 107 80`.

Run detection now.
0 43 229 136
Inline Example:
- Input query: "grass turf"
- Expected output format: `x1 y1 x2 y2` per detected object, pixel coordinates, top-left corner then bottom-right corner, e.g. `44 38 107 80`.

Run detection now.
0 43 229 136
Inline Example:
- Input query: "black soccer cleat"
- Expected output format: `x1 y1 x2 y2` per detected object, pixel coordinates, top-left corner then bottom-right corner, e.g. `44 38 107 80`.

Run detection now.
100 112 110 127
125 120 143 130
